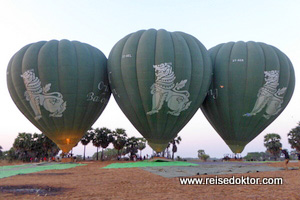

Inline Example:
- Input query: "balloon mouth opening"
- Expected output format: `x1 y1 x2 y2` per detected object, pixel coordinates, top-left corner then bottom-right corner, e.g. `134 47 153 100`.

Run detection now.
147 142 169 153
48 133 83 153
228 144 246 153
224 140 248 153
57 143 76 153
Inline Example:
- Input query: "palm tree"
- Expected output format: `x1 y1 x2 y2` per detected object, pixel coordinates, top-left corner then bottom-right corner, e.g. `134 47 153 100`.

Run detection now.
40 133 60 158
126 137 139 160
92 128 102 161
137 138 146 158
288 122 300 151
7 147 17 161
13 132 33 161
31 133 40 158
100 128 114 161
81 128 94 160
264 133 282 160
93 127 114 161
0 145 3 157
112 128 127 158
198 149 210 161
170 136 182 160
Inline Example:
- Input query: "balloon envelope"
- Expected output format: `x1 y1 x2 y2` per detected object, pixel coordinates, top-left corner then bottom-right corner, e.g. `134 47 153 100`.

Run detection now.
201 41 295 153
108 29 212 152
7 40 111 152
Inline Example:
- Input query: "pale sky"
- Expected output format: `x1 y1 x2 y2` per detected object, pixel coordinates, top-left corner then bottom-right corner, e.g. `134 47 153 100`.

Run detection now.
0 0 299 158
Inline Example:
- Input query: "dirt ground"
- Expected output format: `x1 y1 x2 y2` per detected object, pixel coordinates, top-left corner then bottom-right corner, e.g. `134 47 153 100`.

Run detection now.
0 160 23 166
0 161 300 200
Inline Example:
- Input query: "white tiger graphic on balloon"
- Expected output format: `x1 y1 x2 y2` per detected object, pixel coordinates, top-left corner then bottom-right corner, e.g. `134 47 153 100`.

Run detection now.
243 70 287 119
21 69 66 120
147 62 191 116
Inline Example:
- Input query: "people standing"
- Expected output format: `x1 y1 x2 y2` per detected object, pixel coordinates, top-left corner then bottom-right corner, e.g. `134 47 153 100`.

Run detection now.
280 148 289 170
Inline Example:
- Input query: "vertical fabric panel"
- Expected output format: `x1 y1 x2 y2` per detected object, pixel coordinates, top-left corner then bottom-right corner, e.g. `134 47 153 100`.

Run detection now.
108 29 212 152
201 41 295 153
7 40 110 153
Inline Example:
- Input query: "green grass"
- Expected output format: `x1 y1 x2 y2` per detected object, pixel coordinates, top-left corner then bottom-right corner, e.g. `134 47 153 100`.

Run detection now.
103 161 198 169
0 163 86 179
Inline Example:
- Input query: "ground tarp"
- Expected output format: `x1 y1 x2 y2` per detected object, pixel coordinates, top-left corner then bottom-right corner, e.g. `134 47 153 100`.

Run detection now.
0 163 86 179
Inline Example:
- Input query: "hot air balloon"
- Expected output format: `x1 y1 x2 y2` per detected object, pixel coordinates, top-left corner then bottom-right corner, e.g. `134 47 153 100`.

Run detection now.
108 29 212 152
7 40 111 153
200 41 295 153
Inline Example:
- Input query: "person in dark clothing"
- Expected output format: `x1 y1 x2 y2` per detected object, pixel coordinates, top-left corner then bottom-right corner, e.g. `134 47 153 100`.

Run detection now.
280 148 289 170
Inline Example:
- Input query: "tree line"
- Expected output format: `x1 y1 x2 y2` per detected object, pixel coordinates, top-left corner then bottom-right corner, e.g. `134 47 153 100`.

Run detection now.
81 127 182 161
81 127 146 161
196 122 300 162
0 132 60 162
244 122 300 161
0 127 183 162
5 122 298 163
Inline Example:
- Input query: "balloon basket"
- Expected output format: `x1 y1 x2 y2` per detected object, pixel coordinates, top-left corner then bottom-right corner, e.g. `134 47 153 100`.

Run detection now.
61 157 75 163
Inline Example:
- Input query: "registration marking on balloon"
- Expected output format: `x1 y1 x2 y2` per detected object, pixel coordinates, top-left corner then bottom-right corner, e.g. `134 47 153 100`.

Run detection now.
122 54 132 58
232 58 244 62
21 69 66 121
147 62 191 116
243 70 287 119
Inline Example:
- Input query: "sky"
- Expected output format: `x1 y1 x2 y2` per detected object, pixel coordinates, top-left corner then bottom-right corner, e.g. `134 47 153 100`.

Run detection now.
0 0 299 158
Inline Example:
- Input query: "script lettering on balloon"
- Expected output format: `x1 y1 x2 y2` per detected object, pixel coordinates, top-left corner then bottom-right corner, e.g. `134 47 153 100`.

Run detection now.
21 69 67 121
147 62 191 116
243 70 287 119
87 81 109 102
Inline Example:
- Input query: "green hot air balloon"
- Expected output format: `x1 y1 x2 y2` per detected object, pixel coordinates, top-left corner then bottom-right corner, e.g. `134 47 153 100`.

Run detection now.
201 41 295 153
7 40 111 153
108 29 212 152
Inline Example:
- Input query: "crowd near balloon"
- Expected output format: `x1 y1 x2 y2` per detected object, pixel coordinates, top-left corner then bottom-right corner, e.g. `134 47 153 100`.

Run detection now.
6 28 296 155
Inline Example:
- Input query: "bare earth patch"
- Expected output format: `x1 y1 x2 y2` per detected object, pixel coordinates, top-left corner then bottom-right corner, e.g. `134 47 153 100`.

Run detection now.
0 161 299 200
0 161 23 167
